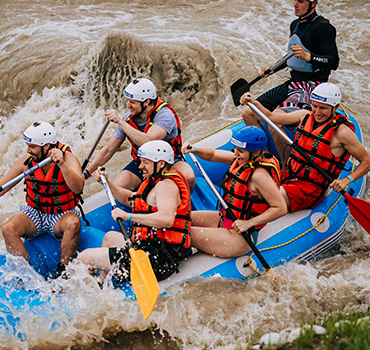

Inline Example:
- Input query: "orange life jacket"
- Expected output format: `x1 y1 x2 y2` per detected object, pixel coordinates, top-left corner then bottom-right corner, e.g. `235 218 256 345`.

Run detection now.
220 154 280 229
125 98 182 161
24 142 79 214
130 170 191 248
285 112 355 188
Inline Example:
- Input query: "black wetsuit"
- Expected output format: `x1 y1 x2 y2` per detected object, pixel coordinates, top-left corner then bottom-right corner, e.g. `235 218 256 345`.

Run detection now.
257 11 339 111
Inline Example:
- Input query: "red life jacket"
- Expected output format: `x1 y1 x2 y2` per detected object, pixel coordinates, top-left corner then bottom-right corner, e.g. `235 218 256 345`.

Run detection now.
125 98 182 161
220 154 280 229
24 142 79 214
285 112 355 188
130 170 191 248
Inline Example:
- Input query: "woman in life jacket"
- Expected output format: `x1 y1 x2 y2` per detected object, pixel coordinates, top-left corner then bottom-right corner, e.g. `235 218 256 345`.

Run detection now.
77 140 192 284
182 126 287 258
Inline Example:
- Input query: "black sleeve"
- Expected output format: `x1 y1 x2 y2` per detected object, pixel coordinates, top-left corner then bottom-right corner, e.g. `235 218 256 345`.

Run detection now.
307 19 339 72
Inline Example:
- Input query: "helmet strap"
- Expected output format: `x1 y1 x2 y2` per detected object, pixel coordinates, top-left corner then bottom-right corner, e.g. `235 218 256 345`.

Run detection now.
301 1 315 19
39 145 47 162
139 99 152 116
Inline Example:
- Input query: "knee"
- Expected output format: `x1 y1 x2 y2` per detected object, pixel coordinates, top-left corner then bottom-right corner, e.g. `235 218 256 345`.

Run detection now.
102 231 123 247
76 248 93 265
241 106 252 122
66 216 81 233
2 220 19 241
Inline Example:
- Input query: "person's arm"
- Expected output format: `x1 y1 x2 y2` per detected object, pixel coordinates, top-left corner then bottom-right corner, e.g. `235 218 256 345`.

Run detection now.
182 141 234 164
0 155 28 196
309 21 339 71
232 168 287 233
240 92 307 126
107 109 167 147
111 178 180 228
95 167 133 206
49 148 84 194
329 125 370 192
85 136 123 176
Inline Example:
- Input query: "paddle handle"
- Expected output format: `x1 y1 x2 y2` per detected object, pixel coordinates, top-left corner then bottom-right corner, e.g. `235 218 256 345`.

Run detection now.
247 102 346 193
100 173 133 247
268 52 294 73
0 157 52 192
188 152 272 271
82 121 110 171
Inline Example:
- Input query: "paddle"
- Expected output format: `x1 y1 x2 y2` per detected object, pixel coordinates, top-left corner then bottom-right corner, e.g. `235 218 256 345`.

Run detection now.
0 157 52 192
187 152 277 276
231 52 294 107
81 121 110 171
99 173 159 319
247 102 370 234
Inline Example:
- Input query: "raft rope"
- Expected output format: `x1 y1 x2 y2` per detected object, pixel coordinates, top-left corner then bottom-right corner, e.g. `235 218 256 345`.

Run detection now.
192 119 243 143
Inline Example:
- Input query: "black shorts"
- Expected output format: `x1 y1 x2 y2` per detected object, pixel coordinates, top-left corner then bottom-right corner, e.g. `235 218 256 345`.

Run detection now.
108 240 191 284
256 80 291 111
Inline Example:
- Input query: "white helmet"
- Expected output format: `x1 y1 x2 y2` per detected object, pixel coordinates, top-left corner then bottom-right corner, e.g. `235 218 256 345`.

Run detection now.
138 140 174 165
124 78 157 102
23 122 57 146
310 83 341 107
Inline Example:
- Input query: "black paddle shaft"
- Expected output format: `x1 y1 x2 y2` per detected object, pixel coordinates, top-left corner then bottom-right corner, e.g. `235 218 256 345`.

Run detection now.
231 52 294 107
100 172 134 249
187 152 272 271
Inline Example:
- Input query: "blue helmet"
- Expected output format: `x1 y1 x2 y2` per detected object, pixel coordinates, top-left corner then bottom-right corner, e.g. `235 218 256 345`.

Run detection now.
231 126 268 152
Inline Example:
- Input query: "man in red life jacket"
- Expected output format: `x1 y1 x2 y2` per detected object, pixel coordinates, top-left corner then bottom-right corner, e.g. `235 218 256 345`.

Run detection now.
182 126 287 258
242 83 370 212
77 140 192 284
83 78 195 192
0 122 84 277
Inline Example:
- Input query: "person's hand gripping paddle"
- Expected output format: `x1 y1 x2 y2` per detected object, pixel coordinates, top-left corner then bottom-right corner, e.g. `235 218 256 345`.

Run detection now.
100 172 159 319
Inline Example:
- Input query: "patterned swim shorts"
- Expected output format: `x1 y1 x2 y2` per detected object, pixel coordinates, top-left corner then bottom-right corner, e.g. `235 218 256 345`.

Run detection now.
20 205 80 240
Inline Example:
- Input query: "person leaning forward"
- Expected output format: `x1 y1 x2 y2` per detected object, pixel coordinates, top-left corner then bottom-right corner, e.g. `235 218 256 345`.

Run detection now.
83 77 195 192
0 122 84 278
182 126 287 258
242 0 339 128
245 83 370 213
77 140 192 284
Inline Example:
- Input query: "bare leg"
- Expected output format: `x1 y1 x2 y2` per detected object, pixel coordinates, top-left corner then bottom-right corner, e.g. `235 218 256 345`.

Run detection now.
190 210 251 257
102 230 126 247
191 226 251 258
114 170 142 191
76 247 112 282
242 106 264 128
171 160 196 192
54 212 81 266
77 230 126 281
2 213 37 262
191 211 220 227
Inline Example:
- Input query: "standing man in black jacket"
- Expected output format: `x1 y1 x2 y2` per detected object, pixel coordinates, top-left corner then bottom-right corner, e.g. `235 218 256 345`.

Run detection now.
242 0 339 125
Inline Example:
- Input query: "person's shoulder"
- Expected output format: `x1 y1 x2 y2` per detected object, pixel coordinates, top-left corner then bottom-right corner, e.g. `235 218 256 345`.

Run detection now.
312 14 335 29
155 176 180 193
156 103 176 117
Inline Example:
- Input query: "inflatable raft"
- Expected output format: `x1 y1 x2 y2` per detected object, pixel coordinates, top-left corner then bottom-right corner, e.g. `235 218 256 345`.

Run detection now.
0 110 366 338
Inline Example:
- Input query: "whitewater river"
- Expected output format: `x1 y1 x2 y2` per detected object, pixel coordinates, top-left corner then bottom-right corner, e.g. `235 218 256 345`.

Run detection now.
0 0 370 349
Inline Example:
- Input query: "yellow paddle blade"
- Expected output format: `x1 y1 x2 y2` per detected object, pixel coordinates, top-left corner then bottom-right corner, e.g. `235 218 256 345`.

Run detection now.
129 247 159 319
